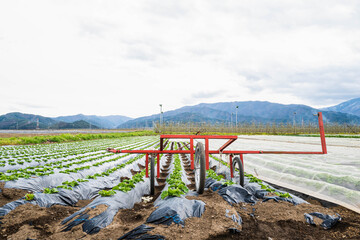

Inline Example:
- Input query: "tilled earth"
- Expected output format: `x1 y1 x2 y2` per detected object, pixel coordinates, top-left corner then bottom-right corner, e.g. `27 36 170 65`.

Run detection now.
0 186 359 240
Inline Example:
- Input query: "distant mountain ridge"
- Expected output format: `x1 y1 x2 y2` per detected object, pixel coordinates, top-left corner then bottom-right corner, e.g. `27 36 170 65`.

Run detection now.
54 114 132 129
51 120 99 129
118 99 360 128
0 98 359 129
322 98 360 117
0 112 58 130
0 112 128 130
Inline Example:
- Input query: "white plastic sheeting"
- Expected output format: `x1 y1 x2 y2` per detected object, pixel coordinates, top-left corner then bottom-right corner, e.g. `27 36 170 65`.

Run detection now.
205 135 360 213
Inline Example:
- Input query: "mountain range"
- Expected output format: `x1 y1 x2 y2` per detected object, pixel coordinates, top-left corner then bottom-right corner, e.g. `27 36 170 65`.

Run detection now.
118 98 360 128
0 98 359 129
0 113 130 130
321 98 360 117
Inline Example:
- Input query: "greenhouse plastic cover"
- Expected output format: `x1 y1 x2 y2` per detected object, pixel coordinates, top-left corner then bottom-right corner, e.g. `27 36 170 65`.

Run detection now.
206 135 360 213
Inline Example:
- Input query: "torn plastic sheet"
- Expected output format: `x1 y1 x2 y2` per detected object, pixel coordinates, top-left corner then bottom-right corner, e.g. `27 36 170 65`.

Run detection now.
118 224 165 240
146 196 205 226
225 209 242 226
305 212 342 229
304 213 316 226
62 178 150 234
245 182 308 205
228 228 241 234
204 178 227 192
205 178 256 205
61 210 90 232
218 185 257 205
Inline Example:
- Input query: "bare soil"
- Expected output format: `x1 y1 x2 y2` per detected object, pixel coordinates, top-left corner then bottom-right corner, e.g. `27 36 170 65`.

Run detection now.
0 188 359 240
0 183 30 207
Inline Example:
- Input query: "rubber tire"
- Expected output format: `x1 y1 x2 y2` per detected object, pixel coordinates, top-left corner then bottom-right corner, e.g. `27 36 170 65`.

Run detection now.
150 155 155 195
232 156 244 187
194 142 206 194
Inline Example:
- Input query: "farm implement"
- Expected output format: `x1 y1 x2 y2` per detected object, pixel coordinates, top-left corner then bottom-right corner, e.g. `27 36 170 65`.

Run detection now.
107 112 327 195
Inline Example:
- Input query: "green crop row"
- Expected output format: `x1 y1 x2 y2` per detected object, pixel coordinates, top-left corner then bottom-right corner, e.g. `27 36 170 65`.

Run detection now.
99 141 170 197
42 145 158 192
1 140 155 181
0 138 149 166
161 144 189 199
43 140 169 194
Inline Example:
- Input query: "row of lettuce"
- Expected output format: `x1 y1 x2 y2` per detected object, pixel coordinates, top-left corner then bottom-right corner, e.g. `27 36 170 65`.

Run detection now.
1 139 154 181
0 137 152 166
97 142 171 197
41 141 159 194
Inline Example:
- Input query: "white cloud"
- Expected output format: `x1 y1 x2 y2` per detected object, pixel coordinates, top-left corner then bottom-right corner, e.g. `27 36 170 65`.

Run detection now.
0 0 359 117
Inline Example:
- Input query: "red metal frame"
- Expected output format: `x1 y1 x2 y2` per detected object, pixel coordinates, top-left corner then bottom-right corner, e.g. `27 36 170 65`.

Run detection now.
108 112 327 179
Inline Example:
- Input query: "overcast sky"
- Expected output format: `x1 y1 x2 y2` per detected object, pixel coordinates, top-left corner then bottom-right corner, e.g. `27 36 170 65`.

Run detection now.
0 0 359 118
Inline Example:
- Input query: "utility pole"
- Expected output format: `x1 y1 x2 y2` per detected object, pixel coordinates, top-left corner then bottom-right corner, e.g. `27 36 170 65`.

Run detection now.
293 112 296 134
161 111 164 127
159 104 162 132
235 106 239 127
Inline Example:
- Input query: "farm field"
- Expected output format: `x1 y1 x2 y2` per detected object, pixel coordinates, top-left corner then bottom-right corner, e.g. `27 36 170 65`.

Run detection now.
0 135 359 239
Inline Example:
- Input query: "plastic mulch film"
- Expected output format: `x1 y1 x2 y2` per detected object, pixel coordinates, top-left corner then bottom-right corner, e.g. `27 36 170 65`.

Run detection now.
205 178 256 204
61 179 150 234
148 150 206 226
0 154 149 216
4 153 136 192
304 212 341 229
146 196 205 226
118 224 165 240
61 152 169 234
